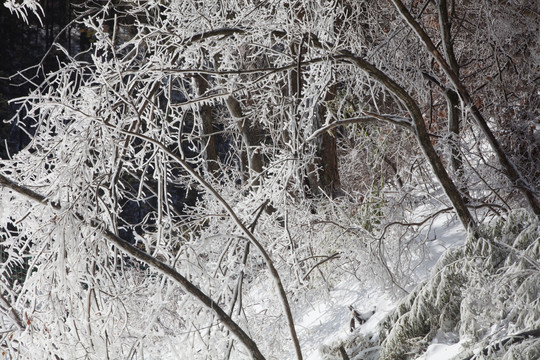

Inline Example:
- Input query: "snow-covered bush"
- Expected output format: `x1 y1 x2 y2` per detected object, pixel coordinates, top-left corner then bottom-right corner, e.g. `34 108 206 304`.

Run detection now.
2 0 539 358
319 331 378 360
375 210 540 359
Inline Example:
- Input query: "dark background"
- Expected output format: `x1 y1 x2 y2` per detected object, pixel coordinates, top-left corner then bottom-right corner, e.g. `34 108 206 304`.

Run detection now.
0 0 85 158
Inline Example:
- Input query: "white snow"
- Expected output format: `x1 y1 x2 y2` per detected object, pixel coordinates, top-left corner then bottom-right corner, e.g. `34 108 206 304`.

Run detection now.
417 342 464 360
296 212 467 360
297 280 394 360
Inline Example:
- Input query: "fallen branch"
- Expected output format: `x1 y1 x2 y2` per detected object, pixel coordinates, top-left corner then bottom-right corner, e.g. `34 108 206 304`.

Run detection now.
461 328 540 360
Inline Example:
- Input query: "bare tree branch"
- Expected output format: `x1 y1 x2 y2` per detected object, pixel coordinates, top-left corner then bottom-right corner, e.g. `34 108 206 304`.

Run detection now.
0 293 25 331
337 51 475 231
95 120 304 360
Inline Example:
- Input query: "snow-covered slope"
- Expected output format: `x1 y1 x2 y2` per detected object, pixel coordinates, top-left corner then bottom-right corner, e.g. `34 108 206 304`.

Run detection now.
293 209 540 360
296 211 468 359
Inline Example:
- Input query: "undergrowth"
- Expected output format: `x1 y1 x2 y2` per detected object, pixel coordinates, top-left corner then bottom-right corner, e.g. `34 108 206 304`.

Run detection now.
328 210 540 359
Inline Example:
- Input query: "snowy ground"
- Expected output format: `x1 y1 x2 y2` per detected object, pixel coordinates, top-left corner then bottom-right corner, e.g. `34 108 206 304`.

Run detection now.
417 339 465 360
296 212 467 360
297 280 394 360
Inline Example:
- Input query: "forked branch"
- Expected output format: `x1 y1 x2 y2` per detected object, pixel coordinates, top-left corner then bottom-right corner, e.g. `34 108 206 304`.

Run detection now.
390 0 540 215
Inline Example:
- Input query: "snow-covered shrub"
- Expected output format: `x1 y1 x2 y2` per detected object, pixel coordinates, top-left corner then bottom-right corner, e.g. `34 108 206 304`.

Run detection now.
319 331 378 360
499 339 540 360
374 210 540 359
377 245 467 359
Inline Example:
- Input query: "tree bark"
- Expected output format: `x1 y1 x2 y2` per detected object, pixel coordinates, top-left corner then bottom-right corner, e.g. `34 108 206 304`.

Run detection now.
316 86 341 197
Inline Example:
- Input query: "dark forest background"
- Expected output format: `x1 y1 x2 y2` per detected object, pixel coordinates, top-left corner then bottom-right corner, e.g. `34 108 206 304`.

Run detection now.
0 0 89 158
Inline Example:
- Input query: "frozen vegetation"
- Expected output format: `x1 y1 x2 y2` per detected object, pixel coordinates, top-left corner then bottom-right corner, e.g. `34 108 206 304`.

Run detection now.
1 0 539 359
315 210 540 360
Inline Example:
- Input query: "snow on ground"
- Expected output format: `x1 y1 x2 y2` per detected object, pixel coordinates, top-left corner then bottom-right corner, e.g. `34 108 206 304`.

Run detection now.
297 280 394 360
417 340 465 360
412 211 467 282
296 212 467 359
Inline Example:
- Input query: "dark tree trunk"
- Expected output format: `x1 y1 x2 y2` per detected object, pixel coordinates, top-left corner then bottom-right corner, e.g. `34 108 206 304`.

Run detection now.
315 86 341 196
193 75 220 178
438 0 469 201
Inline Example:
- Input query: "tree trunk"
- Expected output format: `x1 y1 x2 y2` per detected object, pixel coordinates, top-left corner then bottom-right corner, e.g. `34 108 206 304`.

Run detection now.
315 86 341 196
438 0 469 201
193 75 220 178
445 89 469 200
391 0 540 216
226 96 264 187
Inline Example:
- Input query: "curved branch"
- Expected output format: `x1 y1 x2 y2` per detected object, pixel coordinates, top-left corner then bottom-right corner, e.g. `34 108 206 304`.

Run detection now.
305 113 411 143
378 207 454 240
187 27 246 43
302 253 340 281
337 52 475 231
96 121 304 360
390 0 540 215
0 174 266 360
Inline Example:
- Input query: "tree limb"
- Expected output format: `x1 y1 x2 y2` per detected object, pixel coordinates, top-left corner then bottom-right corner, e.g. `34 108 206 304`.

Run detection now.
0 174 266 360
390 0 540 215
338 51 475 231
302 253 340 281
0 293 25 330
93 119 304 360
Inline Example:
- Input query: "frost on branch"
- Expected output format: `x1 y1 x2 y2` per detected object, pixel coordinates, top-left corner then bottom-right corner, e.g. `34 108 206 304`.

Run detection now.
2 0 540 358
3 0 43 24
